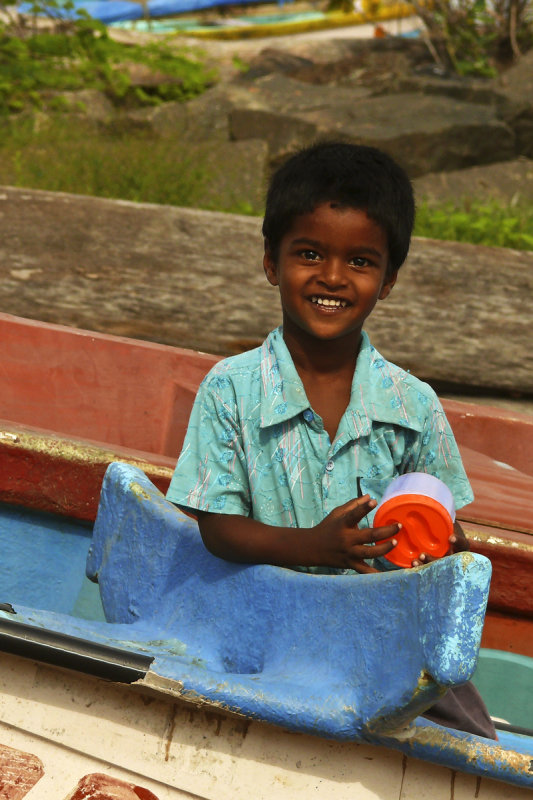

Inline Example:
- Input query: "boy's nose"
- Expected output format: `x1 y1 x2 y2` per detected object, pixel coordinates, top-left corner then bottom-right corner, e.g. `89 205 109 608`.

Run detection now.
319 258 347 287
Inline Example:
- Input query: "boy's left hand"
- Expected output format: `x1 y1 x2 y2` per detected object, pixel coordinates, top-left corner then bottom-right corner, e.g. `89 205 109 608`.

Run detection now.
412 521 469 567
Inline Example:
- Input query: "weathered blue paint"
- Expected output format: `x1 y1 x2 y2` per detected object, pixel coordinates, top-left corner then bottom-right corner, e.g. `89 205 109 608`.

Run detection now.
1 461 532 788
85 464 490 733
83 464 492 736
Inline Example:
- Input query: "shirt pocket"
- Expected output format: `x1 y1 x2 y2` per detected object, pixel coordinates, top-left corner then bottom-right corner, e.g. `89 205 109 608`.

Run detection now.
360 473 398 506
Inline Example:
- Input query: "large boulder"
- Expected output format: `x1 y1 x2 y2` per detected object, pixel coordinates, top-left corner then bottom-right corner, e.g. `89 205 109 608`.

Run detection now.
229 77 516 174
413 158 533 205
495 50 533 157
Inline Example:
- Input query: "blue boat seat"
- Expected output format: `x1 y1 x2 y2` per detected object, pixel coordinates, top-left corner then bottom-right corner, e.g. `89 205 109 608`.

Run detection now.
86 462 492 740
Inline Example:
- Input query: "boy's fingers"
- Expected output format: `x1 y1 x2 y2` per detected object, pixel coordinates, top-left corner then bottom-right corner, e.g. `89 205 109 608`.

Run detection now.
371 537 398 555
350 537 397 560
342 495 377 524
367 523 401 542
450 532 469 553
344 540 396 570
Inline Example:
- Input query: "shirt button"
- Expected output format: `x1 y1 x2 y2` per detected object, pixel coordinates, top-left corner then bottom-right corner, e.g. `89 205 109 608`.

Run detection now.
303 409 314 422
326 460 334 472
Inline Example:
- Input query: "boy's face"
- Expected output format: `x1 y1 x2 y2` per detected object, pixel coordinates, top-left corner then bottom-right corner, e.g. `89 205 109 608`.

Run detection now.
264 203 397 352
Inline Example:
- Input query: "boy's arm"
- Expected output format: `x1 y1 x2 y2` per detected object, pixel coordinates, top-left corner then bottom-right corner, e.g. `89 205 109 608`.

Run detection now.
197 495 401 574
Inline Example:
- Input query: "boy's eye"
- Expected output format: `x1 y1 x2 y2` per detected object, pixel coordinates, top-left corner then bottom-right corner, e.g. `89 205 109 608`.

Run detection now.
349 256 371 268
299 249 321 262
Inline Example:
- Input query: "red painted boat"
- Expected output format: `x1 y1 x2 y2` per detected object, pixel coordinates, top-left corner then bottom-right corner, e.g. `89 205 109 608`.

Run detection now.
1 312 532 657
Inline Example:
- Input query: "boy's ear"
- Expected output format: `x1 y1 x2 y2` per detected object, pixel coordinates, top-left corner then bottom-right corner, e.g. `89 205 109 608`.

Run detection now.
263 243 279 286
379 270 398 300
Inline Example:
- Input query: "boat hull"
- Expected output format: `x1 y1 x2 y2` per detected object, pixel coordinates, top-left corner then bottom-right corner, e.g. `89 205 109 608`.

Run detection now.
0 651 532 800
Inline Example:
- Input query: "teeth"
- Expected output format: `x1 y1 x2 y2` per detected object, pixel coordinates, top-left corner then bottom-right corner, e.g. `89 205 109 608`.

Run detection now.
311 296 347 308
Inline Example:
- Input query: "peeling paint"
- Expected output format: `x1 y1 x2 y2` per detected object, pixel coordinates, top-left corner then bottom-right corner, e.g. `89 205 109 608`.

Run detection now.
404 724 533 779
466 529 533 553
129 482 153 502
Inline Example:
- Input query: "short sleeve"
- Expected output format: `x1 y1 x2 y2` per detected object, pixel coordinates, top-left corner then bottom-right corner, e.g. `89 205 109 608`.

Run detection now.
403 393 474 511
166 372 251 516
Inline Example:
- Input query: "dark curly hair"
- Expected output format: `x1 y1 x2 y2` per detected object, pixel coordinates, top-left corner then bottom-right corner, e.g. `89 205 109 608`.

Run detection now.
262 141 415 276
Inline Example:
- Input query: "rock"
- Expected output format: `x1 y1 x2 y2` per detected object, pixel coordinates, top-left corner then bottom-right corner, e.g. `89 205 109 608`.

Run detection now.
0 186 531 394
30 33 533 184
495 50 533 157
185 139 269 212
150 85 252 140
230 108 318 166
239 36 431 84
230 80 516 175
241 48 316 80
231 72 373 114
118 61 183 88
53 89 114 120
496 50 533 103
413 158 533 206
395 74 505 107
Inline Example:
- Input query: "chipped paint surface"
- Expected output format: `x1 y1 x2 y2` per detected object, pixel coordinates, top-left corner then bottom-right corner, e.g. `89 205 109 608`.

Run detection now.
466 528 533 554
129 482 153 503
0 646 531 799
0 425 173 520
0 656 531 799
387 721 533 784
0 743 44 799
66 773 160 799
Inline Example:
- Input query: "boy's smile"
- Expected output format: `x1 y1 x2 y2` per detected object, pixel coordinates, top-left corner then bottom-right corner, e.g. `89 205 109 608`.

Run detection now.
264 203 397 354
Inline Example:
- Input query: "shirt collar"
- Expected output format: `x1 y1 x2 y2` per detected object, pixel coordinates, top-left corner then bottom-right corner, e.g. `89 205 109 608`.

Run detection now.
259 328 424 436
342 331 424 441
260 328 309 427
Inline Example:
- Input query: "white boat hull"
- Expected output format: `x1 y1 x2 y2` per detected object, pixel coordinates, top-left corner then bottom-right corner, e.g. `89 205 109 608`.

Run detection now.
0 652 531 800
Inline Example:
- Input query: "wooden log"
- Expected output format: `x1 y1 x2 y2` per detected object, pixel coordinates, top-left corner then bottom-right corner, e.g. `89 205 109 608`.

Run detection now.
1 186 531 393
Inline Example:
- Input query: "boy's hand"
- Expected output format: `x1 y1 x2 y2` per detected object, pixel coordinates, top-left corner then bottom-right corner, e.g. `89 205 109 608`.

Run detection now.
314 494 400 574
412 521 469 567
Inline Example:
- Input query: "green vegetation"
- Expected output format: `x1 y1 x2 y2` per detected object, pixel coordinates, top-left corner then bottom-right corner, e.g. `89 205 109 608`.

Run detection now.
0 4 216 114
411 0 533 77
0 114 213 206
415 198 533 251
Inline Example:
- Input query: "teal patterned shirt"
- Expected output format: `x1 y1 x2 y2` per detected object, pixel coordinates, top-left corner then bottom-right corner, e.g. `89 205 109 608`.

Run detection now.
167 328 473 570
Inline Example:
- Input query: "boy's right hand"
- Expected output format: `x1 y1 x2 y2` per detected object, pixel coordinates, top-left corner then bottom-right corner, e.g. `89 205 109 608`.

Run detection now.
313 494 400 574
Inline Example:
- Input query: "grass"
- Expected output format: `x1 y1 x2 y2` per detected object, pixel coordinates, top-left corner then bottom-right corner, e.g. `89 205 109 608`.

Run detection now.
0 114 212 206
415 199 533 252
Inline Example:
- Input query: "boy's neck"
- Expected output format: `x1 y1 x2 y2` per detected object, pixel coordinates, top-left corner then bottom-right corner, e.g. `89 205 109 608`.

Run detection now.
283 329 362 440
283 328 362 378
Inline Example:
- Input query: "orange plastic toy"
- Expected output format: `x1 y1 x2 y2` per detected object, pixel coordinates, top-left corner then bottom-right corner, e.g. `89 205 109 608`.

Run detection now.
373 474 455 568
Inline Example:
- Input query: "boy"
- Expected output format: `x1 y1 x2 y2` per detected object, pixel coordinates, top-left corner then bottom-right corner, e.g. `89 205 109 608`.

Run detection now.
167 141 495 737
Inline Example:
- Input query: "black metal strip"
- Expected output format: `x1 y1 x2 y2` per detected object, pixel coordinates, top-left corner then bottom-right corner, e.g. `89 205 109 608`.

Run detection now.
494 720 533 738
0 616 153 683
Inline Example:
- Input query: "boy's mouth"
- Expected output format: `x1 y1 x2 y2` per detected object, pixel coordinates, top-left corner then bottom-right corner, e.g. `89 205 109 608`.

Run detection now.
310 295 348 309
